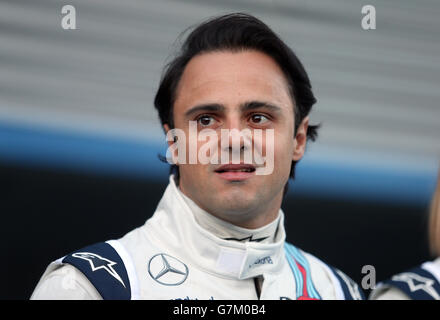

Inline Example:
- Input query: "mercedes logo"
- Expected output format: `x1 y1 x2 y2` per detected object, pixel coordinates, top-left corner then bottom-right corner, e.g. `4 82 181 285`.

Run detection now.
148 253 189 286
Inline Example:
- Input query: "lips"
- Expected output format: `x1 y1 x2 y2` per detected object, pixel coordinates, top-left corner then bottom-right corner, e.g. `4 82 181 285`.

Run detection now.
214 164 256 181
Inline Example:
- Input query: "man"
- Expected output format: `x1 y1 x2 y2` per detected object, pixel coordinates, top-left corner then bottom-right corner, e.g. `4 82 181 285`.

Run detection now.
31 13 364 300
370 170 440 300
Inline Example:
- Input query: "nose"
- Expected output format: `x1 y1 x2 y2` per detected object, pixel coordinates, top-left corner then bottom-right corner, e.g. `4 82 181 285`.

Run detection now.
223 111 242 132
220 113 252 156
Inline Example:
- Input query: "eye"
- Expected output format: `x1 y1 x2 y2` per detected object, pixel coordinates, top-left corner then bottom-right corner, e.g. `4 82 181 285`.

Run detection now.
250 114 269 125
197 115 216 127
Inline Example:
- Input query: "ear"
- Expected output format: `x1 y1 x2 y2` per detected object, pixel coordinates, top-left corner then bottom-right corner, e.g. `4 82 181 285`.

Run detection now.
163 124 174 148
292 116 309 162
163 123 180 166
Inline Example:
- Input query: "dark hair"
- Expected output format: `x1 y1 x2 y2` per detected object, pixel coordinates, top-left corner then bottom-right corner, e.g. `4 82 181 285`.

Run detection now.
154 13 320 191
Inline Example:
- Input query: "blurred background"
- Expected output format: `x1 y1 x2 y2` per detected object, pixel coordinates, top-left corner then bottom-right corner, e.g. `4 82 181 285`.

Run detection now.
1 0 439 299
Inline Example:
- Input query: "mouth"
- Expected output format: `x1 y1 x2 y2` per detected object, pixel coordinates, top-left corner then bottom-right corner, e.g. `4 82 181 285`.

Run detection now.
214 164 256 181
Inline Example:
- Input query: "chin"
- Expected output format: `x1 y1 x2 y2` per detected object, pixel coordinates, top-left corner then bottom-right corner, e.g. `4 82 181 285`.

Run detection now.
216 189 256 210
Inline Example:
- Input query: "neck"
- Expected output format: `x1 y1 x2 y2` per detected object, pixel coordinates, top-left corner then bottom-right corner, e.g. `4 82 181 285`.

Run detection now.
178 187 281 244
178 180 284 230
225 195 282 229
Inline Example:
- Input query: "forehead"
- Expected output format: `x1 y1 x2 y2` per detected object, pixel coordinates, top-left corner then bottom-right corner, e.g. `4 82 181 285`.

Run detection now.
174 50 293 113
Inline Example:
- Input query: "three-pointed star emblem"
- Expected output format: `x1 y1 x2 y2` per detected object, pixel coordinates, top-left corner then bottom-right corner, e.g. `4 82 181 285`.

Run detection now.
148 253 189 286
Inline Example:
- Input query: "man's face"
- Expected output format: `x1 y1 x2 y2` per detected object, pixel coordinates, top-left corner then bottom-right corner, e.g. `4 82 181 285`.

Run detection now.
168 50 308 228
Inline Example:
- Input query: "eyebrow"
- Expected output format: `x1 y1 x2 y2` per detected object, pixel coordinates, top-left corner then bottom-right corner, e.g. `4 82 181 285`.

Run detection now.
184 101 282 118
184 103 225 118
239 101 283 114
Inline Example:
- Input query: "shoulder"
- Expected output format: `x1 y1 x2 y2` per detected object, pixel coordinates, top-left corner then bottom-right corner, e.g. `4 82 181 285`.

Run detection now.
32 240 139 300
370 258 440 300
284 242 365 300
31 263 101 300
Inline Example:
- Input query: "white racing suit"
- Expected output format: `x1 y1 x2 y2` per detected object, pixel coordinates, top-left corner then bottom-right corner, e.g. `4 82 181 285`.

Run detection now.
31 175 364 300
370 258 440 300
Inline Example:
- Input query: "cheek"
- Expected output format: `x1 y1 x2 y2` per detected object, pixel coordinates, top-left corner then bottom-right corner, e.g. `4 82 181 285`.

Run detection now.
273 131 295 170
179 163 206 187
253 129 293 178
